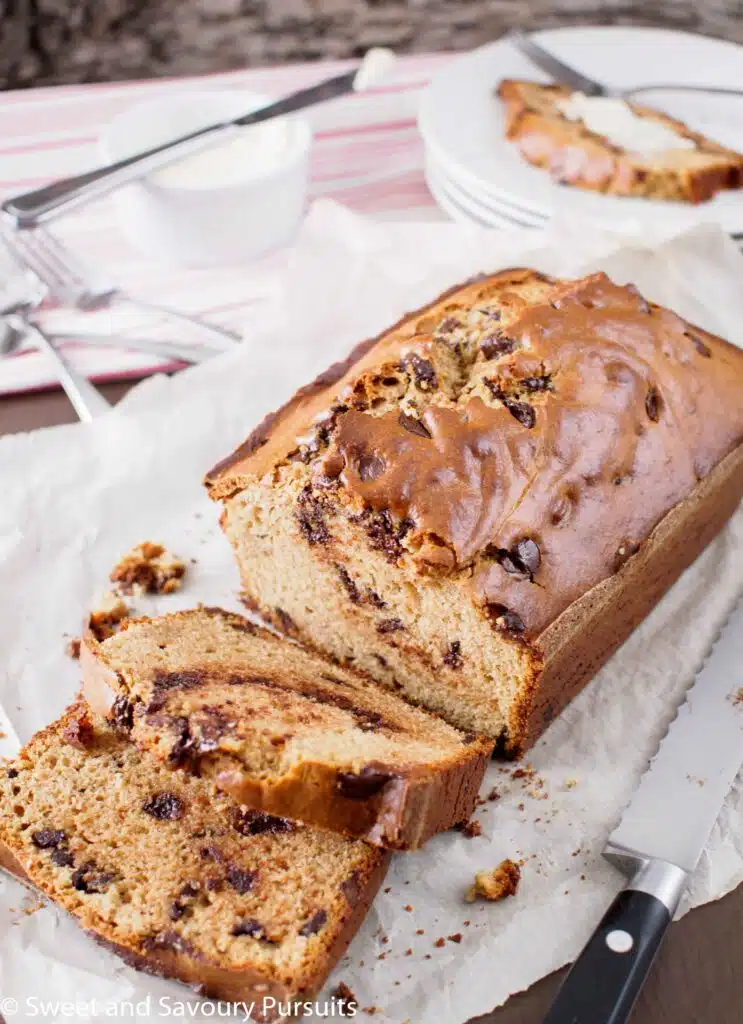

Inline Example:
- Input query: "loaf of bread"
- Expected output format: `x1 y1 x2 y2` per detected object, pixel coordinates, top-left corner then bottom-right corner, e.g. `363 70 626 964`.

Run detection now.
80 606 492 849
0 705 387 1019
498 79 743 203
205 269 743 755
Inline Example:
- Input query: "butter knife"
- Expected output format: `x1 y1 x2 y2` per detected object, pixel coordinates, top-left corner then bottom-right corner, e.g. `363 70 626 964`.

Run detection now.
544 597 743 1024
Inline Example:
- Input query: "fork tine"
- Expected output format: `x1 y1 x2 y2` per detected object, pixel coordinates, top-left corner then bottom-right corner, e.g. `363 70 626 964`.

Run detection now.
6 228 68 292
32 226 89 285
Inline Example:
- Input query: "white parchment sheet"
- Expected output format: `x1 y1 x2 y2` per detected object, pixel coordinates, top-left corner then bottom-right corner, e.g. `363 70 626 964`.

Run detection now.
1 201 742 1024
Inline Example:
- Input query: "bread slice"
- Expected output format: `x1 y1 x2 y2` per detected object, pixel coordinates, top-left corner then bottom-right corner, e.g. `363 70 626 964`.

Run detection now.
204 269 743 755
497 79 743 203
80 607 493 849
0 705 387 1019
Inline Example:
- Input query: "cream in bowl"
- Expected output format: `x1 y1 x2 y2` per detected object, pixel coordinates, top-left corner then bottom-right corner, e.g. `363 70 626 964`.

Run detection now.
100 90 312 267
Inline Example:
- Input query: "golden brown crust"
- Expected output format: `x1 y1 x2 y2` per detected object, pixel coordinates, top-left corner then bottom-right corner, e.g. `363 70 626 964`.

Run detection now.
205 268 743 754
516 440 743 753
497 79 743 203
80 609 493 850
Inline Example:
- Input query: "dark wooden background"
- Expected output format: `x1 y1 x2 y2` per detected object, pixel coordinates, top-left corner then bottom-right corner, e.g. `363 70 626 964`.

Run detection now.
1 0 742 89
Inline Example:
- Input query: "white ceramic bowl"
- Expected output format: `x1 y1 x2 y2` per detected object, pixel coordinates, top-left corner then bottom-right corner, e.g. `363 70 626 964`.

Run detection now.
100 90 312 267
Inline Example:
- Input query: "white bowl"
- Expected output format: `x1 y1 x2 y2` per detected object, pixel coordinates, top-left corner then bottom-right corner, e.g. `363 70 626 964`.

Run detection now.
99 89 312 268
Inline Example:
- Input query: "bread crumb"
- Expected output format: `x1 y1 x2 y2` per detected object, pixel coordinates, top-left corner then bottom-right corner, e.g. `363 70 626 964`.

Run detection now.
465 859 521 903
447 933 462 944
434 937 445 948
455 818 482 838
110 541 186 596
730 688 743 707
362 1007 378 1016
415 928 424 935
403 904 413 912
65 637 81 659
87 591 131 642
563 777 579 789
333 982 357 1014
487 788 500 802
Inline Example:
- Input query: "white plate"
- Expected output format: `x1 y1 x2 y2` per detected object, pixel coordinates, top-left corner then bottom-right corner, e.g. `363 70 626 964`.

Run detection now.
419 27 743 233
425 153 540 228
426 150 547 227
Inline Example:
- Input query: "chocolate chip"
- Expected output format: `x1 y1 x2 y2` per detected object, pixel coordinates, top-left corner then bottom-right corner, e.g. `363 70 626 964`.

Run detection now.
686 331 712 358
337 767 396 800
481 333 516 360
226 867 259 895
232 918 267 939
72 861 115 894
485 382 536 428
521 375 553 393
443 641 462 668
404 354 438 391
487 604 526 635
233 809 295 836
142 792 185 821
6 768 18 779
398 411 432 439
51 848 74 868
32 829 66 849
336 564 362 604
358 455 385 482
645 385 662 422
204 876 224 892
296 484 332 545
376 618 404 635
145 930 197 956
299 909 327 936
274 607 297 636
487 538 541 582
109 695 134 732
366 589 386 609
169 901 188 921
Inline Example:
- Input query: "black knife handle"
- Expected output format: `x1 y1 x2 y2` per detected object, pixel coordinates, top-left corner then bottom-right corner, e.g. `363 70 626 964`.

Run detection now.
544 889 671 1024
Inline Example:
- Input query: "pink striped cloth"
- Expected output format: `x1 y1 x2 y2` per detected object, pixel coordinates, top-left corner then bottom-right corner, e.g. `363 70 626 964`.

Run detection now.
0 54 449 397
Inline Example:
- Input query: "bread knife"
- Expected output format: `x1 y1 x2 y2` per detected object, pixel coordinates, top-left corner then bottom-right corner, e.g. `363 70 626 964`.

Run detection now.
544 596 743 1024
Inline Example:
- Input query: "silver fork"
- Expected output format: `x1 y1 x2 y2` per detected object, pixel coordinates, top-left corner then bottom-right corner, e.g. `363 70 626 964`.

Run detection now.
4 226 240 350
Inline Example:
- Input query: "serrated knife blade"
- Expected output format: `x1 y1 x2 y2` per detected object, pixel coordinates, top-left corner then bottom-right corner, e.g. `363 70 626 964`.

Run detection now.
606 596 743 873
545 597 743 1024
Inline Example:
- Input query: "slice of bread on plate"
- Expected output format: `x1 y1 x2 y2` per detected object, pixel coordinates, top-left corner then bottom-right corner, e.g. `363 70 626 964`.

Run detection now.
81 607 493 850
0 704 387 1020
497 79 743 203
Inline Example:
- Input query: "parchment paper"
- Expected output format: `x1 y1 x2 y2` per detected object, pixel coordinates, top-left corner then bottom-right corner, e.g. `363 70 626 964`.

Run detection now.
1 200 743 1024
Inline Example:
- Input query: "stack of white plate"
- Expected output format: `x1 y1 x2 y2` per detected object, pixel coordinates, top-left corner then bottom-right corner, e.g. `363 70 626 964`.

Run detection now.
418 27 743 238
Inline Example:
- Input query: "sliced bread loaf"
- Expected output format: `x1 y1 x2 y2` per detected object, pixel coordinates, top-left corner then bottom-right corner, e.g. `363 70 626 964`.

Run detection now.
81 607 493 849
498 79 743 203
0 704 387 1019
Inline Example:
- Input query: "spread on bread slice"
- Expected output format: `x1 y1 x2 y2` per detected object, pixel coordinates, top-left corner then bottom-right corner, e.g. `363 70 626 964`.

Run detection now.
497 79 743 203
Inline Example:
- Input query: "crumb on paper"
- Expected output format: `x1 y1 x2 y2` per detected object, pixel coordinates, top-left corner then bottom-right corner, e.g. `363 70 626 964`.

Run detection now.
564 777 579 789
465 858 521 903
110 541 186 596
447 933 462 944
434 937 445 948
362 1007 378 1016
729 688 743 707
332 983 357 1014
687 774 705 787
487 787 500 802
403 904 413 912
454 818 482 838
65 637 82 659
415 928 424 935
87 591 131 642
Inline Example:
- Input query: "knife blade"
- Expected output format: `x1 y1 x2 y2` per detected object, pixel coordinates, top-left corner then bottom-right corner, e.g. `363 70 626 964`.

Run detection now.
545 596 743 1024
509 29 611 97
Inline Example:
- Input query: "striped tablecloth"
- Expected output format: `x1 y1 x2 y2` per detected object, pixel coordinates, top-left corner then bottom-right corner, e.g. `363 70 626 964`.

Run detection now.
0 54 450 397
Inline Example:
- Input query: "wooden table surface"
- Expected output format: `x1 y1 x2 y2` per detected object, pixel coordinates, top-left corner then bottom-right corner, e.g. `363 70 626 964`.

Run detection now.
2 382 742 1024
